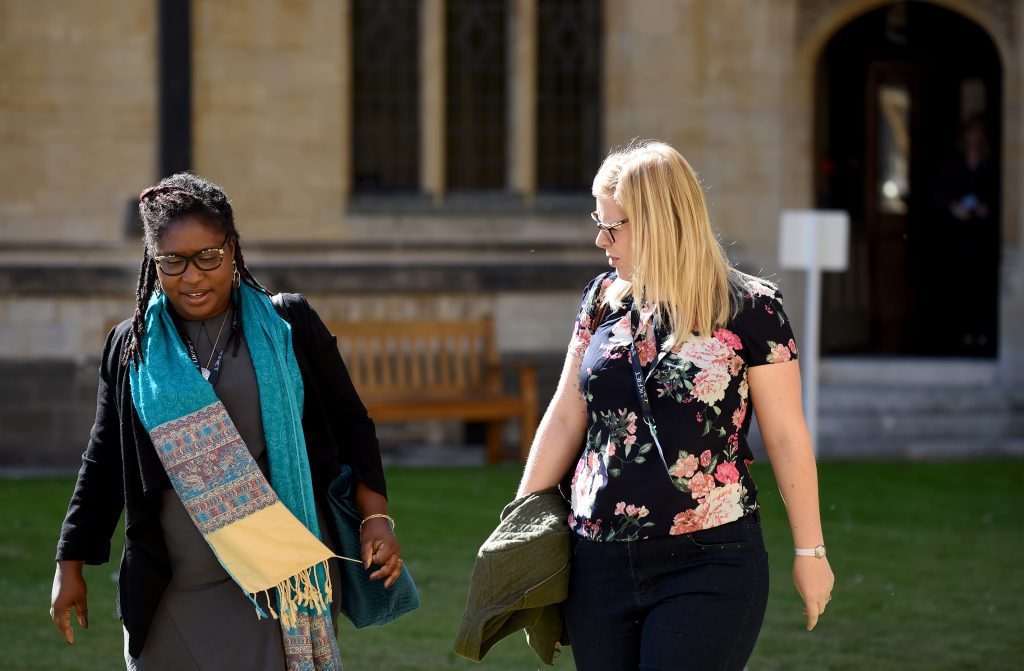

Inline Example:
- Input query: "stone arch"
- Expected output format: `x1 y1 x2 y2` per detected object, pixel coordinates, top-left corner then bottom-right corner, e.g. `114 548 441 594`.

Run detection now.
798 0 1011 71
783 0 1014 359
791 0 1017 250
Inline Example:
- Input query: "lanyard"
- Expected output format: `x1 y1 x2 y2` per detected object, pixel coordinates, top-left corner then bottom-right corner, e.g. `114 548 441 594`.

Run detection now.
172 306 239 386
628 307 670 468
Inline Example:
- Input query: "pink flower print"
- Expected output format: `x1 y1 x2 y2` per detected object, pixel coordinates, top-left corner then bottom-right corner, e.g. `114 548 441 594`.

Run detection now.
569 327 591 358
672 453 699 479
691 367 731 404
738 376 749 401
788 338 799 356
728 354 744 377
744 458 754 466
697 483 745 529
732 402 747 430
682 453 699 478
696 412 703 423
714 461 740 485
608 315 632 349
713 328 742 350
670 508 703 535
579 311 592 333
769 342 792 363
765 304 775 315
571 450 607 519
625 504 649 519
688 471 716 500
726 433 739 451
677 336 731 368
746 279 776 298
636 331 657 366
614 501 626 516
699 450 712 467
607 441 617 458
624 434 637 446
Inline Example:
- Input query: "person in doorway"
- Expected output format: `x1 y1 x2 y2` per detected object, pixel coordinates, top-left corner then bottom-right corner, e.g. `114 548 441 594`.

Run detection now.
515 141 834 670
50 173 402 670
935 115 999 353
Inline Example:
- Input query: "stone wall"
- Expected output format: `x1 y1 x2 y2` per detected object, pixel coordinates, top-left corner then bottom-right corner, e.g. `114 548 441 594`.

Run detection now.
3 0 1024 466
192 0 347 241
0 0 156 243
0 359 100 469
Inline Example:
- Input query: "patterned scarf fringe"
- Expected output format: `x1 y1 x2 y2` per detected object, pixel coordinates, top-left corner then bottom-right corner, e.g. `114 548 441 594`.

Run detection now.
249 559 335 630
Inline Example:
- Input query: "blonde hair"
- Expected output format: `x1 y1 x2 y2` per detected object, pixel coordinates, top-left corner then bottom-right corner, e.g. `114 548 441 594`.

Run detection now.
592 140 765 345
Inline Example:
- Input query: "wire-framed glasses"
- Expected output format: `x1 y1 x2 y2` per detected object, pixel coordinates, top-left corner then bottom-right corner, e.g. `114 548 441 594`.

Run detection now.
591 211 629 243
153 236 230 276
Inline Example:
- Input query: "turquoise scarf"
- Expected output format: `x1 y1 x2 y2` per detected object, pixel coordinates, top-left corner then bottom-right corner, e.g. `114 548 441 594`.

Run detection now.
130 283 341 670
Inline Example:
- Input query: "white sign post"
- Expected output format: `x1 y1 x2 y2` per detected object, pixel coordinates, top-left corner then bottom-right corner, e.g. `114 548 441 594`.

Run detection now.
778 210 849 455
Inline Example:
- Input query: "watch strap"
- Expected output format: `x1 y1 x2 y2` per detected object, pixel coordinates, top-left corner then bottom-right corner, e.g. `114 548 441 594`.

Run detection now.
794 544 827 558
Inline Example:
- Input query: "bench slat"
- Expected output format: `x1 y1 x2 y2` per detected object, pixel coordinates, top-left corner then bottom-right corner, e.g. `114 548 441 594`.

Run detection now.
325 318 537 462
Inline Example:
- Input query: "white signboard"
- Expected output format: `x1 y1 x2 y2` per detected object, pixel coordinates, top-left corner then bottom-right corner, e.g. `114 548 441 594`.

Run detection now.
779 210 850 272
778 209 850 455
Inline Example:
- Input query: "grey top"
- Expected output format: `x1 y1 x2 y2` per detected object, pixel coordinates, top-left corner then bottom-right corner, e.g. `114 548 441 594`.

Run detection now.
164 308 269 588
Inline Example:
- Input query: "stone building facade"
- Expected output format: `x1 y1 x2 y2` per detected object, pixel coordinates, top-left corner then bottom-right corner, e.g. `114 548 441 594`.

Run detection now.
2 0 1022 467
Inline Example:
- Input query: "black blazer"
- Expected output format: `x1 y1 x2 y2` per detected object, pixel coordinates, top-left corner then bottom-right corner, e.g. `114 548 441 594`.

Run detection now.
56 292 387 658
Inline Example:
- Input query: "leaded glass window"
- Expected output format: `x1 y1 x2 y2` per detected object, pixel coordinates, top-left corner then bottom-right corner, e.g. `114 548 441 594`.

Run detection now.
537 0 601 191
446 0 509 190
352 0 420 192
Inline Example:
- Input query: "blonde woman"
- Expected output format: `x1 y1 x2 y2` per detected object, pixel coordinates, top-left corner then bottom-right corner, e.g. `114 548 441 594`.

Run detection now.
517 141 834 670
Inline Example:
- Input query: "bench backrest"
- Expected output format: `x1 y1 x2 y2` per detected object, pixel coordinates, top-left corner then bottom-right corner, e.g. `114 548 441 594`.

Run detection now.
326 318 501 400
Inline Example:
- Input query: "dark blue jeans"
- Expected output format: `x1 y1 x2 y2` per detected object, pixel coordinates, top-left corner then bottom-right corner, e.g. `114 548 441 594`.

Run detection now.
564 513 770 671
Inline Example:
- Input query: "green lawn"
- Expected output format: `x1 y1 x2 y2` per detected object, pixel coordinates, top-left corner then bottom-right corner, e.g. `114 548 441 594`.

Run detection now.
2 462 1021 670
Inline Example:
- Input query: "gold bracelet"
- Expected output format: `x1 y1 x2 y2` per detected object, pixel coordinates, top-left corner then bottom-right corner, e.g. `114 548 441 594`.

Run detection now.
359 513 395 535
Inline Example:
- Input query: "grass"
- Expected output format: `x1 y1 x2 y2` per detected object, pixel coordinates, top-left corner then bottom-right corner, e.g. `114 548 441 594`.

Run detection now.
2 461 1022 670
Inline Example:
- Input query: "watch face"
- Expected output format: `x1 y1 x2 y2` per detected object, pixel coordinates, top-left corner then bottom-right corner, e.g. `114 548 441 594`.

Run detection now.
814 545 826 558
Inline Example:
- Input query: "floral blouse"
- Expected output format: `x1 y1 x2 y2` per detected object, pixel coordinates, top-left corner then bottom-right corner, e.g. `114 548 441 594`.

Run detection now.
567 272 799 541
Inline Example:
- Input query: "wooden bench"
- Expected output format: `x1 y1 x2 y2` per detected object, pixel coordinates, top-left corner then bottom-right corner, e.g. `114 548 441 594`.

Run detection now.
326 317 538 463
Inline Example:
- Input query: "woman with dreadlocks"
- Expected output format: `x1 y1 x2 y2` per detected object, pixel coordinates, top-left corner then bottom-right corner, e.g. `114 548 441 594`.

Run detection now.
49 173 401 670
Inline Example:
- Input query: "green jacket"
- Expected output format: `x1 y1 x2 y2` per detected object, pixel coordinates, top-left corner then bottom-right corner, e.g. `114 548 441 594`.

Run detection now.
453 488 572 665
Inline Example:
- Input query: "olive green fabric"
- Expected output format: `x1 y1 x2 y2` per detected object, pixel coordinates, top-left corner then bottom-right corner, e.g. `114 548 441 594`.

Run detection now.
454 488 572 665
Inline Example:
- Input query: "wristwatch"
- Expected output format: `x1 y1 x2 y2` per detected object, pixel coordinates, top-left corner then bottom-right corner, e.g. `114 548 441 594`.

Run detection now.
794 544 827 558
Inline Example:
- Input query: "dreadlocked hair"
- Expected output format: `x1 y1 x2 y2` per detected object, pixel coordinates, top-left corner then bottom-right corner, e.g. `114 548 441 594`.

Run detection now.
122 172 272 368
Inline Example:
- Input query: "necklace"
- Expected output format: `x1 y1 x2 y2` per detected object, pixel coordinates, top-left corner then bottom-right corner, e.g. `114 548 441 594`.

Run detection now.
201 308 231 380
198 320 215 349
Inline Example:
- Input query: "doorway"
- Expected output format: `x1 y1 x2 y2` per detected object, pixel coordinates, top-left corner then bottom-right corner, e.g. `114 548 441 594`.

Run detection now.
815 2 1001 357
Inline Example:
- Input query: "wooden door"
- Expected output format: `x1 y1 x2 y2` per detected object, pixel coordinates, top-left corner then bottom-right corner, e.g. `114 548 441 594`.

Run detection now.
863 62 920 352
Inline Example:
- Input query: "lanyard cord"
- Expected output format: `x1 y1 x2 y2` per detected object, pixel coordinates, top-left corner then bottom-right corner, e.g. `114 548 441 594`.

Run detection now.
628 306 670 469
172 305 240 385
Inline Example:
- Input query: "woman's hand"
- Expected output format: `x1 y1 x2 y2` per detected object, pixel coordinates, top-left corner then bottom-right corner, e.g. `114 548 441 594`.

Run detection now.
50 561 89 644
359 518 403 589
794 556 835 631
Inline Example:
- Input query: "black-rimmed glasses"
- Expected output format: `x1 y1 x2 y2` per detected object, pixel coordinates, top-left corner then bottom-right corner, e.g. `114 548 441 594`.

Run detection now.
591 211 629 243
153 236 230 276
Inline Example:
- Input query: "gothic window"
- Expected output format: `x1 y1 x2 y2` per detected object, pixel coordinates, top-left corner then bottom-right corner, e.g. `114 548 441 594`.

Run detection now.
537 0 602 191
446 0 509 190
352 0 420 192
